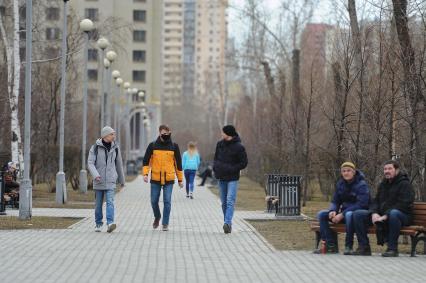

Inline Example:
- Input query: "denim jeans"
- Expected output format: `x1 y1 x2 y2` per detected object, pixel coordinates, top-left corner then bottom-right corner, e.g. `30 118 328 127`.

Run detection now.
317 210 355 247
354 209 409 250
184 170 196 194
387 209 409 250
353 209 371 247
219 180 239 225
151 183 173 225
95 189 115 226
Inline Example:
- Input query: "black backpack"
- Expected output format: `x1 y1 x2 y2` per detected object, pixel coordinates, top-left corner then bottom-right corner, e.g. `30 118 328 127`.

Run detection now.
93 144 118 166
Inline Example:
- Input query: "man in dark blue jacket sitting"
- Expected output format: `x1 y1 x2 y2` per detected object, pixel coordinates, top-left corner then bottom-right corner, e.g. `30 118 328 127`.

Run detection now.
314 162 370 255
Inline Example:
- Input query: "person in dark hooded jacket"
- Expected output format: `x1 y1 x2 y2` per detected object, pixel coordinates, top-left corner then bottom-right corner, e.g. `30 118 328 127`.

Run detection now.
353 160 415 257
314 162 370 255
213 125 248 234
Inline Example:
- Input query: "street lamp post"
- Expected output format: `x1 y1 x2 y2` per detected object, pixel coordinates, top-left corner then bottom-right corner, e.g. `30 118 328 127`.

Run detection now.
131 88 138 156
111 70 120 130
138 91 145 157
19 0 33 219
123 82 131 171
103 58 111 126
96 37 109 127
115 77 123 140
56 0 70 204
105 51 117 126
79 18 94 194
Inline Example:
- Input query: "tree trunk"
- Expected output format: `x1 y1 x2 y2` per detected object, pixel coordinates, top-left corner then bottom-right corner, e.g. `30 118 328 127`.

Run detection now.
392 0 425 198
348 0 365 164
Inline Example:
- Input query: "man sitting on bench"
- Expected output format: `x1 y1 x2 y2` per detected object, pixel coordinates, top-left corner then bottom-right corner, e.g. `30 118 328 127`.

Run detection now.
353 160 415 257
314 162 370 254
3 162 20 205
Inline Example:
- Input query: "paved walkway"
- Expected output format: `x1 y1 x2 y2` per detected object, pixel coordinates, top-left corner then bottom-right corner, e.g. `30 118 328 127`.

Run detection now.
0 176 425 283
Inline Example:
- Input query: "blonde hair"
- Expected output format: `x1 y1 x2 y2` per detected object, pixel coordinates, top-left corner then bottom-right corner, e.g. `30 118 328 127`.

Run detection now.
187 142 197 156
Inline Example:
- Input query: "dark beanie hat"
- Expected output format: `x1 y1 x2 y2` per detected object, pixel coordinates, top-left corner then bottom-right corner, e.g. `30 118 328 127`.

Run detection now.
222 125 237 137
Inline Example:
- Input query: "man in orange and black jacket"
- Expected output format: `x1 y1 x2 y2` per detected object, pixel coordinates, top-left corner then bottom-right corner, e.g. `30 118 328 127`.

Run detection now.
142 124 183 231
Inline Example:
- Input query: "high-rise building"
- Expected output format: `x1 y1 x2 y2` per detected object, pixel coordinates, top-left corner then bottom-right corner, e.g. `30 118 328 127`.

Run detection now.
194 0 227 99
161 0 184 107
70 0 162 105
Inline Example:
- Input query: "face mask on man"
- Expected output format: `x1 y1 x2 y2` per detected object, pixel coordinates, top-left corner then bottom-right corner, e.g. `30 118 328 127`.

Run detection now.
161 134 171 141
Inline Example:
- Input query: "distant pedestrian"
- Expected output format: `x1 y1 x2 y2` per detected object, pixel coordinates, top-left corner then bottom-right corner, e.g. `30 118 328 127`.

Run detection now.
213 125 248 234
88 126 125 233
182 142 201 199
142 125 183 231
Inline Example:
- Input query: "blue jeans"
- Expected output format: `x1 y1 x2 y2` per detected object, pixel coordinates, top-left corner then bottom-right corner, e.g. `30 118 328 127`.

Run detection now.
317 210 355 248
353 209 371 247
184 170 196 194
353 209 409 250
95 189 115 226
219 180 238 225
151 183 173 225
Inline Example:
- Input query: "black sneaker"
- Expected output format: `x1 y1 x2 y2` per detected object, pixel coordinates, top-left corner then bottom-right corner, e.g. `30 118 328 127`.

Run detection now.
223 223 231 234
352 245 372 256
382 249 399 257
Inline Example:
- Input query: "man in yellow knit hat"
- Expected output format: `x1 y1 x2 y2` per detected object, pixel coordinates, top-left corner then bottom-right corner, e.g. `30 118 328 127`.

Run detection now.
142 125 183 231
314 161 370 255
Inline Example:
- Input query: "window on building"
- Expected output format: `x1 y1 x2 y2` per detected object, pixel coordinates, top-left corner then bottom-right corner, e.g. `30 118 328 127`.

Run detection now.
133 50 146 62
46 7 59 21
133 30 146 42
133 70 146 82
19 5 26 21
19 47 26 61
88 49 98 61
46 27 60 40
88 69 98 81
133 10 146 22
134 0 146 2
0 6 5 17
85 8 99 22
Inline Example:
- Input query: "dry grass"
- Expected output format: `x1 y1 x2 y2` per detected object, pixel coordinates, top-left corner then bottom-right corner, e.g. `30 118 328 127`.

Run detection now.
0 216 82 230
31 183 95 209
208 177 267 211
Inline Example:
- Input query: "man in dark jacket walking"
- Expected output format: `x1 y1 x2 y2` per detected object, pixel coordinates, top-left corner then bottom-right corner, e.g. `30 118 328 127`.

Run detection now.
213 125 248 234
314 162 370 255
353 160 415 257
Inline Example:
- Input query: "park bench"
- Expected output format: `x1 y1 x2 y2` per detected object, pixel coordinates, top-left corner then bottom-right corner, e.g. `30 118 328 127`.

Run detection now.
309 202 426 257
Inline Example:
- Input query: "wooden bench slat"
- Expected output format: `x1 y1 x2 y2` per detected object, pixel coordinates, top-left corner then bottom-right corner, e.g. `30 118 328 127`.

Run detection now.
413 203 426 210
411 215 426 221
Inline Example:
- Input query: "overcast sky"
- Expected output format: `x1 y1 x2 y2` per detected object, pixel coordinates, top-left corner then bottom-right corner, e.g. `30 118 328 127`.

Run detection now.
228 0 333 41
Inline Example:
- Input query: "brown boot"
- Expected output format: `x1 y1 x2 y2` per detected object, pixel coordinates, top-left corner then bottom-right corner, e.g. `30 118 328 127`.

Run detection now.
153 218 160 229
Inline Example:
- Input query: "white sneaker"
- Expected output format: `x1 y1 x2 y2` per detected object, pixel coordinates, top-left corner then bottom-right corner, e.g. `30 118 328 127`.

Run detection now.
107 223 117 233
95 224 102 232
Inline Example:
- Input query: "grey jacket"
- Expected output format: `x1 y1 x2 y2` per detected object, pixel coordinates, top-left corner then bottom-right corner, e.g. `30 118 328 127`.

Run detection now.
87 139 125 190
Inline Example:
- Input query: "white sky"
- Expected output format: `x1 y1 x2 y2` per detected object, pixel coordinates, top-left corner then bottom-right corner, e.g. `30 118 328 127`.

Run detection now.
228 0 334 40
